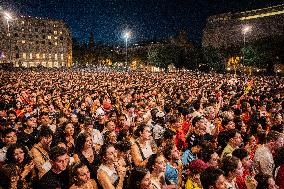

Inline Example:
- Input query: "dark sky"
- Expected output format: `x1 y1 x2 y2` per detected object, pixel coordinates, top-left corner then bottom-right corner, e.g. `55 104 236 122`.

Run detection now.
1 0 284 44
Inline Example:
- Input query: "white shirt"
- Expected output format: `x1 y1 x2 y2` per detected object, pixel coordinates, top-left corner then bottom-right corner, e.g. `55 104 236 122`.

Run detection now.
97 164 118 185
253 145 274 176
92 129 104 146
0 146 7 162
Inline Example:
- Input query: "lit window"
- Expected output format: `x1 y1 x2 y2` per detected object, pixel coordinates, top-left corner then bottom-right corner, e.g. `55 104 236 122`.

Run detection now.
49 54 52 59
23 53 26 59
30 53 33 59
36 54 40 59
21 21 25 24
59 31 62 34
42 54 45 59
48 36 51 39
54 36 58 39
22 40 25 44
55 42 58 46
61 54 64 60
55 54 58 60
54 31 57 34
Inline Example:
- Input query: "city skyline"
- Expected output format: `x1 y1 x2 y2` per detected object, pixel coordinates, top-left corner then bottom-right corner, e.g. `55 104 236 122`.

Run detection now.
1 0 284 45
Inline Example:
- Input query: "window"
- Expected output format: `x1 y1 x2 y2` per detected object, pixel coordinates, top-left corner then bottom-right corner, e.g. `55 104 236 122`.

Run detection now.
30 53 33 59
36 54 40 59
49 54 52 59
22 40 25 44
21 21 25 24
61 54 64 60
48 36 51 39
48 42 52 45
55 54 58 60
42 54 46 59
55 42 58 46
54 31 57 34
59 31 62 34
54 36 58 39
23 53 26 59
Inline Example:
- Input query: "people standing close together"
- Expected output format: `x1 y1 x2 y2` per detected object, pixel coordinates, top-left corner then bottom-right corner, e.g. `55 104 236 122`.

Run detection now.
0 68 283 189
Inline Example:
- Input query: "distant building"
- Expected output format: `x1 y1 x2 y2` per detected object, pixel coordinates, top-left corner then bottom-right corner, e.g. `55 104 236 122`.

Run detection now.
0 13 72 67
202 4 284 48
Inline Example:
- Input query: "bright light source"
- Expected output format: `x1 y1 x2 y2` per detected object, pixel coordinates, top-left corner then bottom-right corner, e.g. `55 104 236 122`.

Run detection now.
124 31 131 39
242 26 252 34
277 69 281 73
4 12 13 20
227 67 231 71
256 69 260 72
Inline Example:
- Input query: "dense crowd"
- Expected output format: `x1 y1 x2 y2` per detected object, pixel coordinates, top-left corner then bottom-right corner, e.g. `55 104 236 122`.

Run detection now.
0 68 283 189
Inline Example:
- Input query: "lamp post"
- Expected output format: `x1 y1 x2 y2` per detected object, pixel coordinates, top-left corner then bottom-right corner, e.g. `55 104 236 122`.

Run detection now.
3 12 13 64
242 26 252 74
124 31 130 69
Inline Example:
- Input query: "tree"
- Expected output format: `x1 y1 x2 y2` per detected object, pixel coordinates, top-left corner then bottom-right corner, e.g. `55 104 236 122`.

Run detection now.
203 47 225 72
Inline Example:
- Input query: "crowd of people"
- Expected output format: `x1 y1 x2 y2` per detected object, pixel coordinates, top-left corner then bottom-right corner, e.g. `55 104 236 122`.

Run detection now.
0 68 283 189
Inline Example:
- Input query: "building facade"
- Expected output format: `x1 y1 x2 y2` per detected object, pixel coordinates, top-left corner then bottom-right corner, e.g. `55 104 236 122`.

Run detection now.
0 14 72 67
202 4 284 48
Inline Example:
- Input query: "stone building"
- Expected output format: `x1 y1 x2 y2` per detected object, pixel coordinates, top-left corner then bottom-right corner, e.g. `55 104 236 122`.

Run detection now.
0 14 72 67
202 4 284 48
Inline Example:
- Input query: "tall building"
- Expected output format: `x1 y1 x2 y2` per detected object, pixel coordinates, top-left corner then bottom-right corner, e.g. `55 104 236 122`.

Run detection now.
0 13 72 67
202 4 284 48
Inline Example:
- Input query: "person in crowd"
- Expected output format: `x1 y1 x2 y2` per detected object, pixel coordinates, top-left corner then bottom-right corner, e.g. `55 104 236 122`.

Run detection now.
53 122 75 156
221 129 243 159
17 116 38 149
131 124 155 167
221 156 244 189
184 159 208 189
37 146 70 189
0 128 17 165
253 130 284 176
4 143 35 188
163 144 182 187
0 163 19 189
200 167 228 189
274 147 284 189
127 167 153 189
70 162 98 189
30 127 53 178
254 173 279 189
97 144 126 189
73 132 99 179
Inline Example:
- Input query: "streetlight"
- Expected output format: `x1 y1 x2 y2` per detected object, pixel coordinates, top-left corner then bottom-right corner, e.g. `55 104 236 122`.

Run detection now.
123 31 131 69
3 11 13 64
242 26 252 46
242 26 252 74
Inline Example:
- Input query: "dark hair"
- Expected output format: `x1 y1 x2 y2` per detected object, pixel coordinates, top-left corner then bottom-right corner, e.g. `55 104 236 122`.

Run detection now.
192 116 203 127
232 148 249 161
200 148 216 163
115 141 131 152
5 144 31 165
255 173 271 189
221 156 240 177
200 167 224 189
70 162 88 185
163 143 175 160
226 129 239 141
266 130 281 142
49 146 67 161
2 128 16 138
74 132 91 154
146 154 158 172
134 124 148 138
274 147 284 169
99 144 115 164
39 127 53 139
0 164 19 189
127 167 149 189
103 131 116 145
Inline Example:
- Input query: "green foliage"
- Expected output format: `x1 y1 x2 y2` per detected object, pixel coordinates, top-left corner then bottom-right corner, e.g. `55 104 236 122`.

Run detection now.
203 47 225 71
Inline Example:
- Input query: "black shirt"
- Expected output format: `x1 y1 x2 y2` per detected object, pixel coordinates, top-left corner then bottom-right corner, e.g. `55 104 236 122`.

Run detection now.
36 169 69 189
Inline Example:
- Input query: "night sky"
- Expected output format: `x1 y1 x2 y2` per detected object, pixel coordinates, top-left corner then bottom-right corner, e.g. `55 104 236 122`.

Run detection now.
1 0 284 44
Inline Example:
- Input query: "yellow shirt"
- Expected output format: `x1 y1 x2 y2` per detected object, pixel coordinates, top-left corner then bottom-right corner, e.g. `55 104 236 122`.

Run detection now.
185 179 202 189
